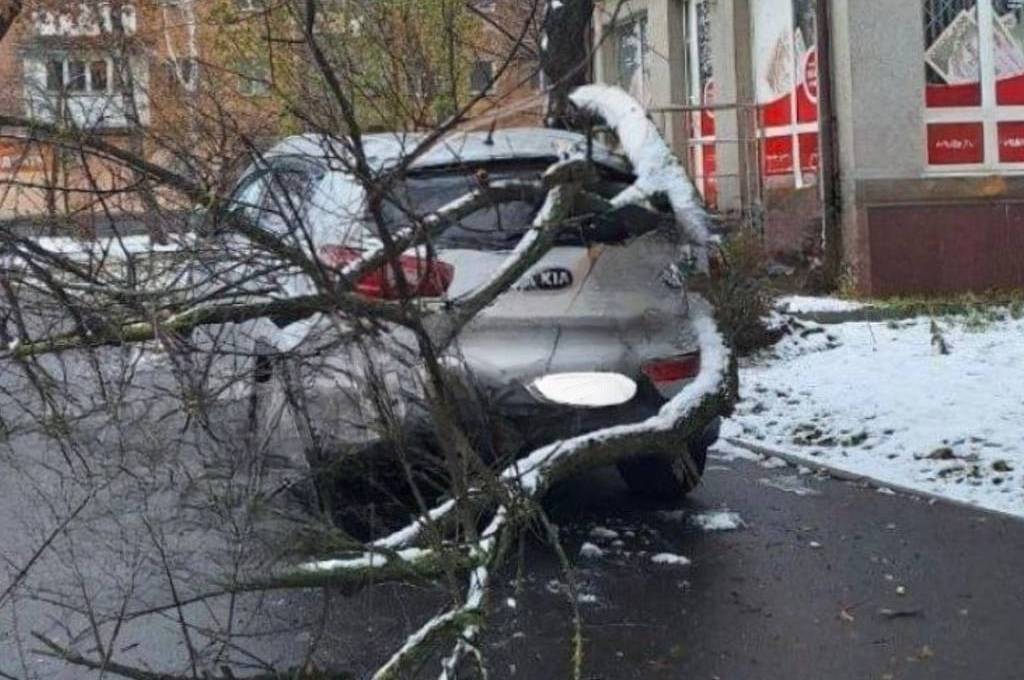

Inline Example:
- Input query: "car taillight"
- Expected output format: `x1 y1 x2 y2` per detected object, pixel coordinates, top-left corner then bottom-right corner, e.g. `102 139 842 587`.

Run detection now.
642 353 701 385
318 245 454 300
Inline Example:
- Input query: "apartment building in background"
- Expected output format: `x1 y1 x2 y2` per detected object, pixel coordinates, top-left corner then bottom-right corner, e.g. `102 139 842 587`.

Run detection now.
0 1 209 226
0 1 543 228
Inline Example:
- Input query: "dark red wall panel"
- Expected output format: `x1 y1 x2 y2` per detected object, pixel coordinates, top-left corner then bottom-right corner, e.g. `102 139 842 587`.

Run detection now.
867 203 1024 296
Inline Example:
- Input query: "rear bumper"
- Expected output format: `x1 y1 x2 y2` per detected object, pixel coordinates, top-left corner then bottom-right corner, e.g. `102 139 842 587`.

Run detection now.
482 376 722 455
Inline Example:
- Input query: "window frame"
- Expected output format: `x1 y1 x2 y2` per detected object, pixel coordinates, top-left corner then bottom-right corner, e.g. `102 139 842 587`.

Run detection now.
608 12 651 106
44 57 113 94
468 59 494 96
924 1 1024 173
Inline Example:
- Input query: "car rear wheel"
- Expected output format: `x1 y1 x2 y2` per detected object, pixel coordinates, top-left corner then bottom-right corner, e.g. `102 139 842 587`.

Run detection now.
617 442 708 498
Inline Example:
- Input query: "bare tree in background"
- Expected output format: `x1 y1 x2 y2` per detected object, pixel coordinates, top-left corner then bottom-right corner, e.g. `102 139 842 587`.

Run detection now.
0 1 733 678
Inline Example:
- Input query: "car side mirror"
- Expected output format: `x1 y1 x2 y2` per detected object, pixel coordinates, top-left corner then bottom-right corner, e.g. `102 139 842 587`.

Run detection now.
584 203 665 244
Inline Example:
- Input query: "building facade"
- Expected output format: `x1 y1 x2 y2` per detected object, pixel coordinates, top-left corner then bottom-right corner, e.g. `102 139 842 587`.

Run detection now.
595 0 1024 295
0 1 543 228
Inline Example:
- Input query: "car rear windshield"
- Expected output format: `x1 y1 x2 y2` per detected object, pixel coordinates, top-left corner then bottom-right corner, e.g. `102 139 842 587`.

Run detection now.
386 163 630 250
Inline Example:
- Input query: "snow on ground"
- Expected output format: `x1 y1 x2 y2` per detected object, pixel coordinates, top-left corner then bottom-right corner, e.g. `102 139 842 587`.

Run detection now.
689 511 744 532
579 542 604 559
777 295 867 314
724 312 1024 518
758 474 820 497
653 509 745 532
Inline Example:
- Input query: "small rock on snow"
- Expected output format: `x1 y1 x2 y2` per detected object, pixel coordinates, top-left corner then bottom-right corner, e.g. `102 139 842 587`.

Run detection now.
927 447 957 460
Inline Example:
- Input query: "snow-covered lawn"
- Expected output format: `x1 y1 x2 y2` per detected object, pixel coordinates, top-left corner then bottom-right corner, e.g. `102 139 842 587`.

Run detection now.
722 311 1024 519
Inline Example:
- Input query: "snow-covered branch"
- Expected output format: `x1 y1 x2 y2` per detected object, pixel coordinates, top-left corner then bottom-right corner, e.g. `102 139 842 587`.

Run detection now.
268 91 734 679
428 160 585 348
570 84 712 271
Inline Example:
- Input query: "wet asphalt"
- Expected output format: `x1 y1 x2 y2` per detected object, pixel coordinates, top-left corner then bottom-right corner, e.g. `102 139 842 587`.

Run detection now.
2 444 1023 679
476 451 1024 680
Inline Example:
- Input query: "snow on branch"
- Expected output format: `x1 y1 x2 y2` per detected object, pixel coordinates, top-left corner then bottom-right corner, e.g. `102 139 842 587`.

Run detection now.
570 84 712 270
427 160 584 349
397 306 734 677
501 301 733 496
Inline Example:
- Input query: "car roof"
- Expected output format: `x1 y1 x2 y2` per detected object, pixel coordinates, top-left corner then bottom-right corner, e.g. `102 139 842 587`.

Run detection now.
263 128 632 175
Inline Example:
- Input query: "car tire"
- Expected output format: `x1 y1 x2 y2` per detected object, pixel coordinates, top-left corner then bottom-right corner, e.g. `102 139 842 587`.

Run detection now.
617 442 708 498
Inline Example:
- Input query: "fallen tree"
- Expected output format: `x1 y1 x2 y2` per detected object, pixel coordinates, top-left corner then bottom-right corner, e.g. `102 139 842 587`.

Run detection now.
0 2 735 677
1 84 735 679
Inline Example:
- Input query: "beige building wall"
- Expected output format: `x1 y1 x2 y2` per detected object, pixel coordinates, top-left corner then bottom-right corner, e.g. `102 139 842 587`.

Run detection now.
593 0 746 213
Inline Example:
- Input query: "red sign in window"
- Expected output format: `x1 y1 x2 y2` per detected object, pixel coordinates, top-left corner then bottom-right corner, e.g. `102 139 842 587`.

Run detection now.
997 73 1024 106
998 122 1024 162
927 123 984 165
926 82 983 108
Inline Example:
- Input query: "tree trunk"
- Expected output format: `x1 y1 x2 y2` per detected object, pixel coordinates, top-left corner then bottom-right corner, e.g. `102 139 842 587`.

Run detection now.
541 0 594 129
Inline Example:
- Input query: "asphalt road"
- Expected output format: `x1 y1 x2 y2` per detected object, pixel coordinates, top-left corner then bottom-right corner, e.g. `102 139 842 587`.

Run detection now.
476 451 1024 680
2 432 1023 679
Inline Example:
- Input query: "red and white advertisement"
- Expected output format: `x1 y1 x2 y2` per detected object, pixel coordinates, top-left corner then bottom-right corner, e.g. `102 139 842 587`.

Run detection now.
688 0 717 207
754 0 819 180
924 1 1024 165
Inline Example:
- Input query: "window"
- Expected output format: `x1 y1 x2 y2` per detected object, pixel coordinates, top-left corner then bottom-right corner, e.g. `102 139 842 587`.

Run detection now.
43 58 113 93
387 165 631 250
686 0 718 206
469 60 494 94
389 169 545 250
90 61 108 92
612 15 650 104
67 61 87 92
752 0 819 186
237 60 270 97
46 60 63 91
111 58 128 90
924 1 1024 168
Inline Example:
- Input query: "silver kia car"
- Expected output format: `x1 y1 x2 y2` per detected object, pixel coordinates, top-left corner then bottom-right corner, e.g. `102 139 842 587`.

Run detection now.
220 127 721 517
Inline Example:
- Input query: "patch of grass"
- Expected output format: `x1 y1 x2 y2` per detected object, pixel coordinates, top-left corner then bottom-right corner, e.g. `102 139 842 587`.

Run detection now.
838 290 1024 327
961 305 1006 332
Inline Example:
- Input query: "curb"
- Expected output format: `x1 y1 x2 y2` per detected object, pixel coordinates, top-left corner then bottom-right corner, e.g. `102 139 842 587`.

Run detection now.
724 437 1024 524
